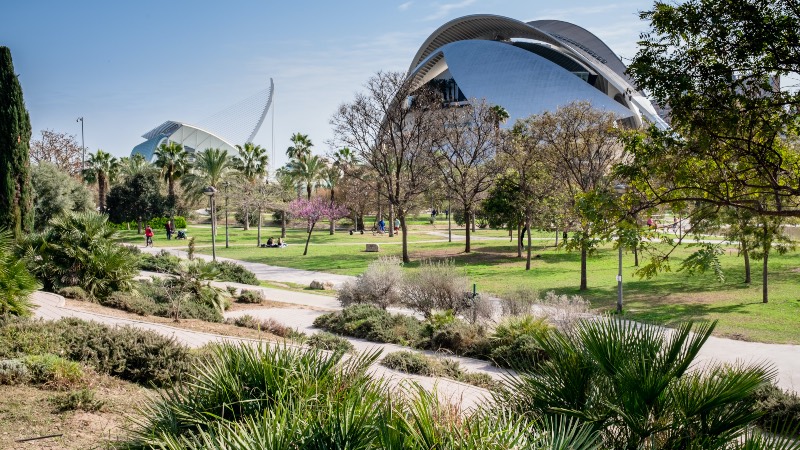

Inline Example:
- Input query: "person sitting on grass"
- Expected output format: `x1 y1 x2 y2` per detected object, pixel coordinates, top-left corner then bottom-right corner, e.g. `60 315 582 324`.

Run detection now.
267 237 275 247
277 237 286 248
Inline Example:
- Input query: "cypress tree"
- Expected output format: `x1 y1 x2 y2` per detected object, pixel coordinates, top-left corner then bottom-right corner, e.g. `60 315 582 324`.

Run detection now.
0 46 33 237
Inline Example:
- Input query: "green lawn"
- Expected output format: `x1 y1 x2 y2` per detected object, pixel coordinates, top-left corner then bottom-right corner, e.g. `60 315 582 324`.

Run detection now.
119 223 800 344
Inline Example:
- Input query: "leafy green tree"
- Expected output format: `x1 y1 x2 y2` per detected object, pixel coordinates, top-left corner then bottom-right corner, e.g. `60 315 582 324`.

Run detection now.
482 172 524 253
106 171 166 234
536 102 622 290
118 153 155 181
0 230 40 316
287 154 326 201
83 149 119 212
21 211 138 300
621 0 800 218
31 162 94 230
0 47 34 237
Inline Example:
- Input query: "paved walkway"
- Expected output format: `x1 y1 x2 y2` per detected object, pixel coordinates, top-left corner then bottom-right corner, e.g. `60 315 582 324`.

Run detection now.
139 249 800 393
30 291 491 409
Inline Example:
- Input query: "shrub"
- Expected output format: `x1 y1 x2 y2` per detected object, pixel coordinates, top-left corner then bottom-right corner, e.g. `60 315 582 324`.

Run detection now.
306 332 354 354
139 251 182 274
0 317 64 358
314 305 423 346
49 388 105 412
752 383 800 436
237 289 264 304
57 286 89 302
213 261 259 285
426 319 491 357
147 216 187 230
402 259 471 318
57 318 192 386
488 315 551 371
381 351 436 376
337 256 404 309
225 315 301 339
24 353 84 388
537 291 591 331
0 230 40 316
460 372 496 389
21 211 139 300
498 286 538 316
0 358 29 384
102 291 158 316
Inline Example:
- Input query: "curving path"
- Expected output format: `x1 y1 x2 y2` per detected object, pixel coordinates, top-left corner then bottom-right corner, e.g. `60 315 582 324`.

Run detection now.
30 291 493 409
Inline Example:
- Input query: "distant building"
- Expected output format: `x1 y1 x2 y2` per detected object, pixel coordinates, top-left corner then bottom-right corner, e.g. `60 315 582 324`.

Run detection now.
131 79 274 160
407 15 667 129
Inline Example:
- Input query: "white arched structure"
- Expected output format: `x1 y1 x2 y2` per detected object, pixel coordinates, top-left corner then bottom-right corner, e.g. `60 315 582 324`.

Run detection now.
131 78 274 160
407 15 667 129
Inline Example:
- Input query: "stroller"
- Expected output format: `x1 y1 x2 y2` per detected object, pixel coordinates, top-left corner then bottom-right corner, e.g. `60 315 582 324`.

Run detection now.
175 230 187 240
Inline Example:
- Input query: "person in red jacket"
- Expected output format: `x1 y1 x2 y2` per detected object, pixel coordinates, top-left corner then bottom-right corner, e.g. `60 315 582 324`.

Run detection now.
145 225 154 247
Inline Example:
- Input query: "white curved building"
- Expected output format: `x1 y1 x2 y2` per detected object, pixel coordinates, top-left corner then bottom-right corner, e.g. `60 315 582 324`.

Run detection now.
131 78 274 160
408 15 667 129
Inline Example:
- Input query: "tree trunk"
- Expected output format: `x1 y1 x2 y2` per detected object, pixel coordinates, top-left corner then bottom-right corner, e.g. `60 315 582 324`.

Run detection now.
330 189 336 235
257 207 262 246
464 208 471 253
303 229 312 256
98 173 106 212
509 226 513 240
472 214 476 232
555 228 559 247
525 213 532 270
400 215 410 264
516 222 522 258
281 211 287 238
137 217 142 234
389 204 394 237
743 241 751 284
580 240 588 291
762 224 769 303
634 246 639 267
243 205 250 231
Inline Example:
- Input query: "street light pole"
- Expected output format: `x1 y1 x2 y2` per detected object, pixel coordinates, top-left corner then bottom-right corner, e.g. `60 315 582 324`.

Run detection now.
614 184 627 314
76 117 85 176
448 196 452 243
204 186 218 262
223 182 229 249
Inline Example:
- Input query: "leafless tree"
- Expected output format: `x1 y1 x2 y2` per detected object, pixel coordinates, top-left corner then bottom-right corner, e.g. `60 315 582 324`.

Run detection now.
330 71 441 263
430 99 503 252
538 101 624 290
30 129 83 175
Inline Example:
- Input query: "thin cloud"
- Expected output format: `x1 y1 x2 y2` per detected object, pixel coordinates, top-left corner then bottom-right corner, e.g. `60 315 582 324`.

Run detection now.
424 0 476 21
398 1 413 11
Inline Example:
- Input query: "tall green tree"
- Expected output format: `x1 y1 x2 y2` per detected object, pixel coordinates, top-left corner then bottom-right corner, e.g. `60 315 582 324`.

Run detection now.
0 47 33 237
106 171 166 234
621 0 800 218
286 133 313 162
153 141 189 203
182 147 231 233
83 149 119 212
233 142 268 231
31 162 94 230
287 154 325 201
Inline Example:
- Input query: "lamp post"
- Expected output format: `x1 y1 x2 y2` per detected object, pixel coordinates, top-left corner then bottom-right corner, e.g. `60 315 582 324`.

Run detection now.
614 183 627 314
76 117 85 176
447 195 452 243
222 181 230 249
204 186 218 262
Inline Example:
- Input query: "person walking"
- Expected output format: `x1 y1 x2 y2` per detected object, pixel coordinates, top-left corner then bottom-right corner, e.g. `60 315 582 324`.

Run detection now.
165 221 173 240
145 225 154 247
394 218 400 234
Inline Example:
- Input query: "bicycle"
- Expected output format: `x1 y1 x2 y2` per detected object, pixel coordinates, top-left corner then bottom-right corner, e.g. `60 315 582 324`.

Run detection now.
371 225 385 236
145 235 153 247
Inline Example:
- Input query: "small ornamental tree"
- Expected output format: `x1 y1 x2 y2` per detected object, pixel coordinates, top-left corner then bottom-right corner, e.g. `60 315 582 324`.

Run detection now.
288 197 349 255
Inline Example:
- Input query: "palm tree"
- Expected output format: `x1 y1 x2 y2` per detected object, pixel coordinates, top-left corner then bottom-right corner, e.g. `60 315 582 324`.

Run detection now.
83 149 119 212
322 162 343 234
0 230 40 316
287 154 325 201
286 132 313 162
153 141 189 200
118 153 154 180
233 142 269 231
182 148 232 233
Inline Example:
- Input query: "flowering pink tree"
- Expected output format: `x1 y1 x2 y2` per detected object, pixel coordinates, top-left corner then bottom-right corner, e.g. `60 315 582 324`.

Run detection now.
288 197 350 255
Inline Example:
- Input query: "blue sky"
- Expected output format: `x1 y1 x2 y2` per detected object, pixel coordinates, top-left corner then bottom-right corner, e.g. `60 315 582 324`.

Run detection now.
2 0 652 168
